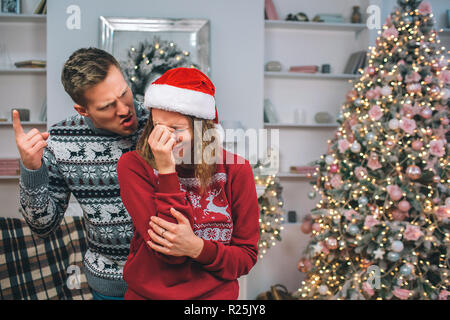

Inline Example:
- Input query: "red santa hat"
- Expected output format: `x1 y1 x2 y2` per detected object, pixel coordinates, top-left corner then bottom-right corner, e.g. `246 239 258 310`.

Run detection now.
144 67 219 124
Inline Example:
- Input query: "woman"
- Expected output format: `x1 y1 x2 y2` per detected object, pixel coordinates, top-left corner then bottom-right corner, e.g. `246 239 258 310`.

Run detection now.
116 67 260 299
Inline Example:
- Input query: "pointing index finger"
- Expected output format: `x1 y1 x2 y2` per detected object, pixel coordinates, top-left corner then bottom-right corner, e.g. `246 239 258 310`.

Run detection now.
12 110 25 137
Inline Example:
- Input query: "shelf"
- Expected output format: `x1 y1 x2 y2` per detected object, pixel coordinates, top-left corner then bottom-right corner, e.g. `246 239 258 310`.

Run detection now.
265 20 367 33
0 176 19 180
438 28 450 36
0 14 46 23
0 121 47 126
0 68 46 74
264 71 359 80
264 123 339 129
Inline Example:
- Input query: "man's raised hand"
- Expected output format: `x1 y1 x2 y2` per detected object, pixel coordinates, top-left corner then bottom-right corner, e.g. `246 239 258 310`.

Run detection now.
12 109 49 170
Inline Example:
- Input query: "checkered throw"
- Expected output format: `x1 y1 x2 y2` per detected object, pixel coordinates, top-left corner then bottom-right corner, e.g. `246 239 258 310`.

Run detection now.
0 216 93 300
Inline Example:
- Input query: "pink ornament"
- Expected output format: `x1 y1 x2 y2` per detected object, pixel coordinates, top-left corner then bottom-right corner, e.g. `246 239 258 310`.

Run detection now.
393 288 412 300
400 117 417 135
344 209 358 221
301 221 313 234
398 200 411 212
355 166 368 180
330 174 343 189
369 105 383 121
420 107 432 119
406 165 421 180
367 152 382 171
439 70 450 84
387 185 403 201
325 237 338 250
439 290 449 301
392 209 409 221
346 89 357 102
367 66 376 76
364 215 380 229
435 206 449 221
312 223 321 232
406 83 421 94
404 224 424 241
338 139 350 153
418 1 433 15
381 85 392 96
429 139 445 157
383 26 399 39
330 164 339 173
411 140 423 150
424 75 433 84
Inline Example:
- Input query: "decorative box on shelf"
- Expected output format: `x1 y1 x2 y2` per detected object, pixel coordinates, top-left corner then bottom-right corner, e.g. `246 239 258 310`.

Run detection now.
0 159 20 177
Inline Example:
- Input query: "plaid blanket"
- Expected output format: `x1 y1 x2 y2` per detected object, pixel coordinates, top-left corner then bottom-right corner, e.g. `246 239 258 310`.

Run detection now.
0 216 93 300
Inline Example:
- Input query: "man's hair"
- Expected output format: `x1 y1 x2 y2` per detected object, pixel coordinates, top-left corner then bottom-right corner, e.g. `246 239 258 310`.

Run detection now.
61 47 121 106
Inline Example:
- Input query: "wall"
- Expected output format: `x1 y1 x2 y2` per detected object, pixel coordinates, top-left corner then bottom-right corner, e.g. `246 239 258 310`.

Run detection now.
46 0 264 131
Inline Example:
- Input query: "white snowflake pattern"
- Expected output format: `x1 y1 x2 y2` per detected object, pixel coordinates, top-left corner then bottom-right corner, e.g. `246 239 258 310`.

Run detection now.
60 165 78 178
100 164 117 179
81 166 97 179
98 226 114 239
188 191 202 208
117 224 133 238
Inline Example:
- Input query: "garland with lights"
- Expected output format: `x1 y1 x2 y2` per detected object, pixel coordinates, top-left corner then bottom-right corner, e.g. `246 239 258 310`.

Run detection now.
296 0 449 300
120 36 199 101
253 159 285 259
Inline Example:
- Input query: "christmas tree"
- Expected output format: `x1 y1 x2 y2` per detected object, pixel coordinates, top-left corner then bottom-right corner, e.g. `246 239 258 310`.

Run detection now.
121 37 200 101
253 159 285 259
297 0 449 300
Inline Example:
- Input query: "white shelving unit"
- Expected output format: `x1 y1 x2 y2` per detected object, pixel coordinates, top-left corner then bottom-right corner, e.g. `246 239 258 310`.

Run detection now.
0 0 47 219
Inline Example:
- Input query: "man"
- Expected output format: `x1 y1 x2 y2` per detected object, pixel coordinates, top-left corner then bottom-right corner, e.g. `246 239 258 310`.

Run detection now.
13 47 149 299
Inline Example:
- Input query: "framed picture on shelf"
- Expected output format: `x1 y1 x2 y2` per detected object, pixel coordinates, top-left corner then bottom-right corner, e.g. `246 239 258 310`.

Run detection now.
99 17 210 101
1 0 20 14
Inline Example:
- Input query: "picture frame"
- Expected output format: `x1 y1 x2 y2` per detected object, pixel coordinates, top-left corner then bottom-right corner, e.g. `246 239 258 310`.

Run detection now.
1 0 20 14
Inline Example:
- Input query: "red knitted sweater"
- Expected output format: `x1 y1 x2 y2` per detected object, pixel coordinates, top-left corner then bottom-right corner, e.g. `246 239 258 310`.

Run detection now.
116 148 260 300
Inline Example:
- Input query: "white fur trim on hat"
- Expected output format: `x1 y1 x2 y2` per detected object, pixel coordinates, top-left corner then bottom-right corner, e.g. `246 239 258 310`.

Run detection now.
145 84 216 120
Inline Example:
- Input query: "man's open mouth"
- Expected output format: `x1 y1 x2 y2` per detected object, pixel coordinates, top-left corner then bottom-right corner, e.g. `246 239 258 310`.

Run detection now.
121 115 134 127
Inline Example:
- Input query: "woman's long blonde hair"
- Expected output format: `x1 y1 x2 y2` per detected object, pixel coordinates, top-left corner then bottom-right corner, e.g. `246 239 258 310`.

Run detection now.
136 109 220 196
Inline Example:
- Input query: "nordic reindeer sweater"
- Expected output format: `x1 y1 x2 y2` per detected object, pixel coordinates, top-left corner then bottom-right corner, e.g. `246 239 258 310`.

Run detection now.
116 148 260 300
19 101 149 297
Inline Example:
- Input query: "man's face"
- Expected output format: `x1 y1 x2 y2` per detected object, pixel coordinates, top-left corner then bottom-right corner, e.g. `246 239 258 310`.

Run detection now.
74 65 138 136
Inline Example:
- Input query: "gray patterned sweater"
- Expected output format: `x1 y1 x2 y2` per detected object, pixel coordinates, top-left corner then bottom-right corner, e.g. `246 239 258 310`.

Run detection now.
19 101 149 297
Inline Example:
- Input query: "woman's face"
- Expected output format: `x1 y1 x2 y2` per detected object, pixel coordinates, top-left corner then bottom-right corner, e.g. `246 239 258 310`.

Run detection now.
151 108 193 164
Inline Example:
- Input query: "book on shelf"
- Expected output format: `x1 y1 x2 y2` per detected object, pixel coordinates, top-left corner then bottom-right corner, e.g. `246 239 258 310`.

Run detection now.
343 51 367 74
289 165 319 175
0 159 20 176
312 14 344 23
264 0 278 20
34 0 47 14
288 65 319 73
14 60 46 68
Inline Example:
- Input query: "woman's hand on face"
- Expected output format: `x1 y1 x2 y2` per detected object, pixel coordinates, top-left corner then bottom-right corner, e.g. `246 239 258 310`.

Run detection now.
147 208 204 259
148 124 178 174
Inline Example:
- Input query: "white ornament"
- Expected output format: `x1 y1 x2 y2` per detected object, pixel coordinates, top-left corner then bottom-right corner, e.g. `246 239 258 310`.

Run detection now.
373 247 385 259
381 85 392 96
312 243 323 255
325 155 335 165
319 285 328 295
351 141 361 153
391 240 404 252
388 118 399 130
